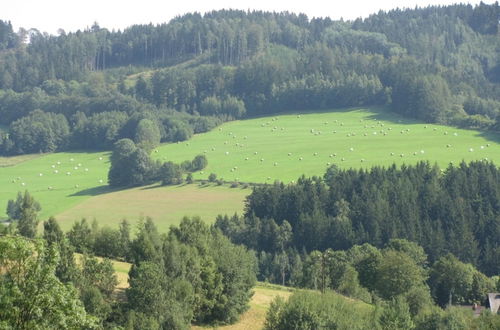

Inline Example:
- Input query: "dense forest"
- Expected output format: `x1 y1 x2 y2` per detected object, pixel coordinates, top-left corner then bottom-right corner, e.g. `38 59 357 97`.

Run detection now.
1 3 500 155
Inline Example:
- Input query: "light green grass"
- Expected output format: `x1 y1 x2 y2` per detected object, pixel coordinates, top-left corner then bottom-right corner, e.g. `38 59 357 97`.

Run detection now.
154 107 500 183
0 151 111 221
55 183 248 233
1 107 499 224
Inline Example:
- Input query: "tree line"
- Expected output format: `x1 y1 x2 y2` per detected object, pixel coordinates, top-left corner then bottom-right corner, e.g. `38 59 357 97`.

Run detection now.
1 4 500 156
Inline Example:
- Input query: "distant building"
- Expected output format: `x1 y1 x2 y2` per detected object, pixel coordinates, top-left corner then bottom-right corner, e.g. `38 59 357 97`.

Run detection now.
486 293 500 314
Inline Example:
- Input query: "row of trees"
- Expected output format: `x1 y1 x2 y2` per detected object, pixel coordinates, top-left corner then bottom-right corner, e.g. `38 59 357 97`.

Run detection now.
0 106 220 155
0 4 499 157
1 193 257 329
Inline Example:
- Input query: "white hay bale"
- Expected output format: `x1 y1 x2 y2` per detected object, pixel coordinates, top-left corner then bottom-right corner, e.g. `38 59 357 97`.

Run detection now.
39 173 43 177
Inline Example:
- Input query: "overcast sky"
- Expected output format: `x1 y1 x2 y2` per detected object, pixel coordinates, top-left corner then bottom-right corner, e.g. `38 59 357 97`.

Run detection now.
2 0 496 35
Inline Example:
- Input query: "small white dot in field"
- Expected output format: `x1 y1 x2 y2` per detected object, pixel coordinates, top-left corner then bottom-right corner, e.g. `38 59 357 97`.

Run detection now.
480 146 484 149
85 168 88 172
414 152 417 155
66 172 71 175
349 147 354 152
274 162 278 166
260 158 264 162
390 152 394 156
299 157 303 161
333 130 337 133
21 182 25 186
99 179 103 183
341 158 345 161
313 152 317 156
78 163 81 167
57 161 61 165
288 153 291 156
327 162 330 165
454 133 458 136
225 152 229 155
51 165 55 168
54 170 58 174
48 186 52 190
329 154 333 158
39 173 43 177
70 158 74 162
361 159 364 162
444 132 448 135
212 148 216 151
469 148 474 152
98 157 103 160
446 144 451 148
486 144 490 147
245 157 249 160
421 150 425 154
400 154 404 157
254 151 258 155
74 167 78 170
374 132 377 135
75 184 79 188
484 158 488 161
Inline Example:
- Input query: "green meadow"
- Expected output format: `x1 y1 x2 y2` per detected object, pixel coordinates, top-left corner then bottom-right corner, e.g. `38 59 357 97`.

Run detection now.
1 107 499 226
54 184 248 233
0 151 111 221
154 107 500 183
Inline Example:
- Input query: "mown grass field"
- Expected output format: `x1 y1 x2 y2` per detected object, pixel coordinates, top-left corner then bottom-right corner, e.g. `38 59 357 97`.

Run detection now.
0 151 111 221
1 107 499 226
154 107 500 183
55 183 248 233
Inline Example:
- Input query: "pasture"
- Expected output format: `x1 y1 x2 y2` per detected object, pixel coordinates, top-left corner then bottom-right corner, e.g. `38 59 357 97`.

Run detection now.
55 184 248 233
0 151 111 221
1 107 499 225
154 107 500 183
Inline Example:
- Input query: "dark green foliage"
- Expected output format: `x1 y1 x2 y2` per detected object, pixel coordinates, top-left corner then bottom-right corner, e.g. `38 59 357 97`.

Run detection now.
159 161 183 185
6 110 70 154
43 217 78 282
233 161 500 276
379 296 415 330
0 236 96 329
67 218 94 253
191 154 208 172
429 254 495 307
1 4 500 157
108 138 156 187
6 191 41 238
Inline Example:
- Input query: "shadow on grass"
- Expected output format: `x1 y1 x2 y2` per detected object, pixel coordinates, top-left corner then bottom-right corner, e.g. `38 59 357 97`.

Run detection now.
70 185 114 197
476 130 500 144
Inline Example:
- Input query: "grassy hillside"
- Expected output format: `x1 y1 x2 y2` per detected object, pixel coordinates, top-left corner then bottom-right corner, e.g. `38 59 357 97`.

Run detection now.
1 107 499 224
0 151 111 221
154 107 500 183
55 183 248 232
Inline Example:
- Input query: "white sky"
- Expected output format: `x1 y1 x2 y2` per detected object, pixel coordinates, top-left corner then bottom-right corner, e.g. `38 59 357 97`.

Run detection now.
2 0 496 35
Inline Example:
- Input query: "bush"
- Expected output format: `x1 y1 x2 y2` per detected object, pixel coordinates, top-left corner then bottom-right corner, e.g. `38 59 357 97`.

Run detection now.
208 173 217 182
